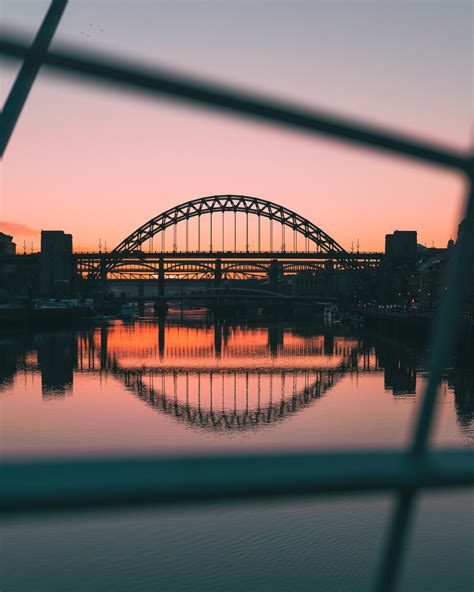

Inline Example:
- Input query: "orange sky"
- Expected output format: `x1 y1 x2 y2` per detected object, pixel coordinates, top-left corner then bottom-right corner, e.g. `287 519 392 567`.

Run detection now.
1 1 471 252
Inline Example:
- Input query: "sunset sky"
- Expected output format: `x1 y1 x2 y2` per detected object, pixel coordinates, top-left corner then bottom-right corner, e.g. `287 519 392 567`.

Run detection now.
1 1 472 252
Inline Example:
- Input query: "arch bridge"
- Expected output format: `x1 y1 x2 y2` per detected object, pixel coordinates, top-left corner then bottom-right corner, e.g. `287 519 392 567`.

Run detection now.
77 195 382 289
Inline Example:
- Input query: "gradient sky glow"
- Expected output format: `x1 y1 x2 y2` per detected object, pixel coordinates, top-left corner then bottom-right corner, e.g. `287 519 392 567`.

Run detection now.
1 1 472 252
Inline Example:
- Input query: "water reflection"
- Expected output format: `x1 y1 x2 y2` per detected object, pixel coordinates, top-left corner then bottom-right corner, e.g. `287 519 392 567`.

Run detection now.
118 367 341 430
1 318 472 436
37 332 77 397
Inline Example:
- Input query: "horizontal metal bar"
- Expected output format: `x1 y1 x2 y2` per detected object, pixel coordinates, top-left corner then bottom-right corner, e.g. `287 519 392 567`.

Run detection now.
0 33 469 172
1 449 472 516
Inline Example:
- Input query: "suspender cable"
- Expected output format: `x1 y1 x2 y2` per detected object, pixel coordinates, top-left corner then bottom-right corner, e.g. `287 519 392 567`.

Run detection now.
222 211 225 251
246 211 249 252
258 214 261 252
210 211 213 252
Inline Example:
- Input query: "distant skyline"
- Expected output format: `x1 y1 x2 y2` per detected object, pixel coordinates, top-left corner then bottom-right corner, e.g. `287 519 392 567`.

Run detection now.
1 1 472 252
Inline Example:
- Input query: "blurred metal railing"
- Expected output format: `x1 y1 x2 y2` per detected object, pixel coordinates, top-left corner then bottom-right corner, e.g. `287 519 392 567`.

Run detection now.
1 2 473 591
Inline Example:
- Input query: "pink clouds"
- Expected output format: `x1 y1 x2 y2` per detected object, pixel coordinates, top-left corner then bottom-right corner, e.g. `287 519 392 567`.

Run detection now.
0 221 39 237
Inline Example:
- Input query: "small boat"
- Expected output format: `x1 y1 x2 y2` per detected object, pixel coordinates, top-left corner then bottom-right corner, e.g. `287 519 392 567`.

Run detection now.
120 303 138 318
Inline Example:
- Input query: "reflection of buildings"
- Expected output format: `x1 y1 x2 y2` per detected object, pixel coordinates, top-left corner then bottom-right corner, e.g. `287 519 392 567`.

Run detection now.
36 331 77 396
3 320 471 433
383 350 417 396
0 336 25 391
383 361 416 395
375 341 418 395
447 364 474 431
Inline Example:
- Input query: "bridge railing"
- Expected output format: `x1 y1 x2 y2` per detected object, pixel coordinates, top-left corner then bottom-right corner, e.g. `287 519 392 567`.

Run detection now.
72 249 384 256
0 3 473 592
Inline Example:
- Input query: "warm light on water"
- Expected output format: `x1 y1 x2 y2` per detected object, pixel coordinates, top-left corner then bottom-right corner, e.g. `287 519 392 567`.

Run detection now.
1 315 472 590
2 315 472 457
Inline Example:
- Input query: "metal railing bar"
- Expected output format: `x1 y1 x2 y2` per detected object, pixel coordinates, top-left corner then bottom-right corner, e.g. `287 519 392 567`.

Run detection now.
0 11 472 591
0 33 469 173
0 1 68 157
374 164 474 592
1 449 473 516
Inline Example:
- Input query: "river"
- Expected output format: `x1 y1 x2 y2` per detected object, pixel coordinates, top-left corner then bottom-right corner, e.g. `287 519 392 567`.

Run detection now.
1 312 472 591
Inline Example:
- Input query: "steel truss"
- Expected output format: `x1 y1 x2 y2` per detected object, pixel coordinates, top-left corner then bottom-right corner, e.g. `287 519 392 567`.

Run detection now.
91 195 362 279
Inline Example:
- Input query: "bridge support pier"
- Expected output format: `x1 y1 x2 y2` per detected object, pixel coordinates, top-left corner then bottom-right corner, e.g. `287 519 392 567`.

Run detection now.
215 258 222 288
269 259 281 292
100 260 107 295
152 258 168 317
158 257 165 298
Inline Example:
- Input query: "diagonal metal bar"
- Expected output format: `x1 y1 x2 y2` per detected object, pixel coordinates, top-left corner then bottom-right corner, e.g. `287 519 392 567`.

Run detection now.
374 492 416 592
0 33 469 172
0 1 68 156
374 162 474 592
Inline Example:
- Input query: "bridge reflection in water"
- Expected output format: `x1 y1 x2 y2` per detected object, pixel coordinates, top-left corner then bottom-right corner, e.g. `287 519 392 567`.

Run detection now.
118 367 342 430
3 318 471 436
86 319 370 431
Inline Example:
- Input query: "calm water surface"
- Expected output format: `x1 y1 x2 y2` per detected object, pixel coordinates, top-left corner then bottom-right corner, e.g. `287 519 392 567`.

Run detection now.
1 313 473 591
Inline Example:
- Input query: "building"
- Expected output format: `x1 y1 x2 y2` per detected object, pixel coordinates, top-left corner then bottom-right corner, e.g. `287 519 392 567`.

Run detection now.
418 256 448 309
0 233 17 294
0 232 16 255
457 218 474 312
385 230 417 259
39 230 74 298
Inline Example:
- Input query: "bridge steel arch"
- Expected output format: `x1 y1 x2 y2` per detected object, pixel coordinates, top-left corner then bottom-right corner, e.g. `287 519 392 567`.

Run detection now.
97 195 360 278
